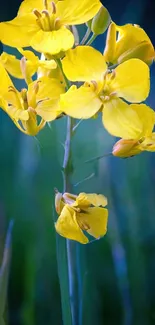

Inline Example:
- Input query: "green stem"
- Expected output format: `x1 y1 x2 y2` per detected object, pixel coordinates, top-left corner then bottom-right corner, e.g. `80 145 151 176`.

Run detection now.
55 58 70 90
56 59 80 325
63 117 79 325
86 33 97 45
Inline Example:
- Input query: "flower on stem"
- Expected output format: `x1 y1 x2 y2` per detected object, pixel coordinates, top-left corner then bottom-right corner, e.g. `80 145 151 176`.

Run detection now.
104 22 155 65
0 0 102 55
60 46 150 137
0 49 57 81
55 191 108 244
111 103 155 158
0 62 64 135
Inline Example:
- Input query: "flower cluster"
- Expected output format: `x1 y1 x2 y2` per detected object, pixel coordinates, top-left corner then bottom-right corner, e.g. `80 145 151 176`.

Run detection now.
0 0 155 242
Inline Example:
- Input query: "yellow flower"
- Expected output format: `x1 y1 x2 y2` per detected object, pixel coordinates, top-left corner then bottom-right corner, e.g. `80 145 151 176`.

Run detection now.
112 103 155 158
0 49 56 83
60 46 150 136
104 22 155 65
0 62 64 135
55 191 108 244
0 0 102 55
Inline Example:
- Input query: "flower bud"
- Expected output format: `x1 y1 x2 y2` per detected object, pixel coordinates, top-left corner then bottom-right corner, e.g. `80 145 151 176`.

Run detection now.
103 22 116 63
91 5 111 35
112 139 141 158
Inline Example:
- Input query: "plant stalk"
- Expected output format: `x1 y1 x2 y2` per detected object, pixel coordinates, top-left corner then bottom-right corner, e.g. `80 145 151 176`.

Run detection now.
56 58 80 325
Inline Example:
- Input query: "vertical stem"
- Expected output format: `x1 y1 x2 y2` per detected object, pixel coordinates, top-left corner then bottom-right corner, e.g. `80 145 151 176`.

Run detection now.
63 116 72 192
63 116 79 325
56 58 80 325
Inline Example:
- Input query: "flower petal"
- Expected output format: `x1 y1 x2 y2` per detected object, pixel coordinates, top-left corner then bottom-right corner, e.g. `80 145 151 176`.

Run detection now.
75 193 107 208
0 62 13 95
62 46 107 82
7 106 29 121
103 98 143 138
57 0 102 25
28 76 64 105
28 77 64 121
77 206 108 239
0 14 39 47
55 205 88 244
18 0 44 15
36 99 62 121
141 133 155 151
130 104 155 137
110 59 150 102
114 23 154 63
60 85 102 119
30 27 74 55
0 52 22 79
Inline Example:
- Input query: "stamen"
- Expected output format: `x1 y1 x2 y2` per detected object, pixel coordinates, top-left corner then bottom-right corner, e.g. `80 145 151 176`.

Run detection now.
21 88 27 101
138 137 145 144
43 0 48 9
27 107 37 115
103 69 110 80
33 9 44 29
104 95 110 101
51 1 57 14
91 80 98 91
34 81 40 94
21 88 28 110
42 10 52 30
109 91 117 97
33 9 42 18
110 69 116 80
54 17 61 30
8 85 17 93
37 97 49 105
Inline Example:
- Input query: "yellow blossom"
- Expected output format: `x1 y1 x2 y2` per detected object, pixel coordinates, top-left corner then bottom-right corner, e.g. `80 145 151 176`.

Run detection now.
0 0 102 55
60 46 150 136
0 49 56 82
104 22 155 65
55 191 108 244
0 62 64 135
112 103 155 158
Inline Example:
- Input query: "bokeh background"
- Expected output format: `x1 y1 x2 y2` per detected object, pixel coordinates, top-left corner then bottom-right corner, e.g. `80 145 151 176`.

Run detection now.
0 0 155 324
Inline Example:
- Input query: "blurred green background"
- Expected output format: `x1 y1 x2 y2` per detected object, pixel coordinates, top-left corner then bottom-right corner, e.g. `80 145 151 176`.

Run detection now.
1 0 155 324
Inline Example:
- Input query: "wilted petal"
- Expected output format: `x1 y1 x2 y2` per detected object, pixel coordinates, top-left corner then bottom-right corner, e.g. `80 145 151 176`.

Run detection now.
75 193 107 207
55 205 88 244
77 206 108 239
